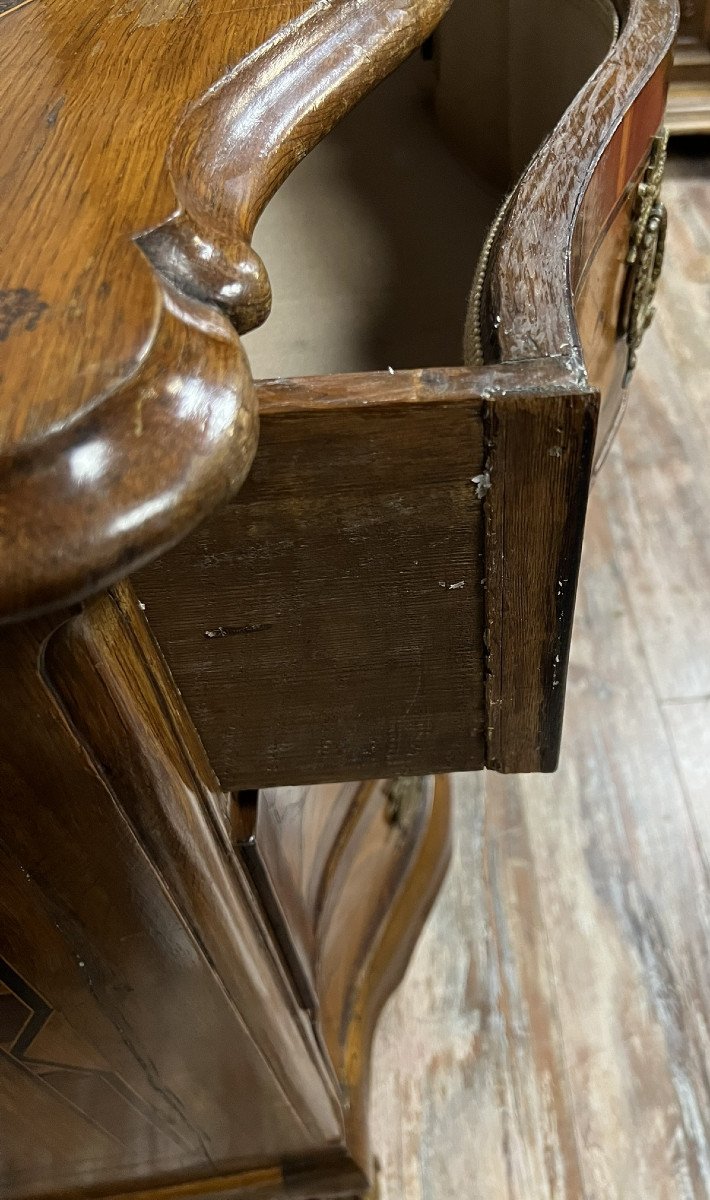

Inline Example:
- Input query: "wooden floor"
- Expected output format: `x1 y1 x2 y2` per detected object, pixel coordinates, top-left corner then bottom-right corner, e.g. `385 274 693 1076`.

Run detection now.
369 140 710 1199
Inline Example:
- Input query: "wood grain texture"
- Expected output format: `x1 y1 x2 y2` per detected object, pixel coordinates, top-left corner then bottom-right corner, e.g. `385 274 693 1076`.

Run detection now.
666 81 710 131
44 1153 366 1200
234 782 361 1012
0 291 258 624
138 0 453 329
0 585 349 1199
136 361 600 780
317 776 451 1167
136 368 489 787
449 0 678 559
0 7 691 1194
236 776 452 1170
664 698 710 854
4 0 677 775
368 141 710 1200
484 390 599 772
0 0 450 622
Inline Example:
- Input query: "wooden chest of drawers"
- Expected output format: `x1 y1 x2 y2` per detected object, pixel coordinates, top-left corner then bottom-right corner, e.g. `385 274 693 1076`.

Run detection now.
0 0 677 1195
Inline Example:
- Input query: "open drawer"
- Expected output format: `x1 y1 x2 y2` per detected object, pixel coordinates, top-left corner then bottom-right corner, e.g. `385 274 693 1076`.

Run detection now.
127 0 677 786
0 0 676 787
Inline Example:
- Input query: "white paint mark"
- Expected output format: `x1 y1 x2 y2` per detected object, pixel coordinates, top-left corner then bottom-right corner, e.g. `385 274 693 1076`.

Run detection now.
471 471 491 499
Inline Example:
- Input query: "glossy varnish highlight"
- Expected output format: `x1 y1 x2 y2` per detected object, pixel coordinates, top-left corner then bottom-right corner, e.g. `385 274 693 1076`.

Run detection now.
0 0 451 620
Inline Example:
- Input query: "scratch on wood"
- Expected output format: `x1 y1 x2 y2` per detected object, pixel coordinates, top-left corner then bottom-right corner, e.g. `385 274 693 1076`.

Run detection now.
124 0 192 27
203 623 273 639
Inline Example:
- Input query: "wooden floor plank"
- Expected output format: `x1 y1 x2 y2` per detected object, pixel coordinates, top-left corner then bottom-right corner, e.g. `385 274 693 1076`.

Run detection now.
664 697 710 871
370 143 710 1200
370 771 584 1200
523 504 710 1200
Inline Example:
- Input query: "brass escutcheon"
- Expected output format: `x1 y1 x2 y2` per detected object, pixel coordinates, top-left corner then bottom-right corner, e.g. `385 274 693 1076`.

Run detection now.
619 129 669 387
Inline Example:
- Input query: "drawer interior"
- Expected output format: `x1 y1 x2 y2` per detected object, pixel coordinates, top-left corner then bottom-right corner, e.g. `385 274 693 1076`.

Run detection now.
242 0 617 380
243 50 502 380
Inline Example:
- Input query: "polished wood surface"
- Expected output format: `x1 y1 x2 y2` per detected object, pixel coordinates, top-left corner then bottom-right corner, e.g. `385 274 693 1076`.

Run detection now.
0 0 450 622
48 1156 365 1200
0 0 677 631
369 142 710 1200
0 565 450 1197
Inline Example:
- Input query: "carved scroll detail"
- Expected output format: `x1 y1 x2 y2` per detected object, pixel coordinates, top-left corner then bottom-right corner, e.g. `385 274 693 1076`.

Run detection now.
1 0 450 623
138 0 451 333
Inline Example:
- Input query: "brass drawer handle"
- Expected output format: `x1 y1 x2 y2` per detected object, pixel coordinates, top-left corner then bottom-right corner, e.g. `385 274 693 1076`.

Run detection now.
620 129 669 386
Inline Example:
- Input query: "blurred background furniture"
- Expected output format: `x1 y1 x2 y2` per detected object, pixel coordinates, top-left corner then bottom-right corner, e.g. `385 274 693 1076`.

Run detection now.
667 0 710 131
